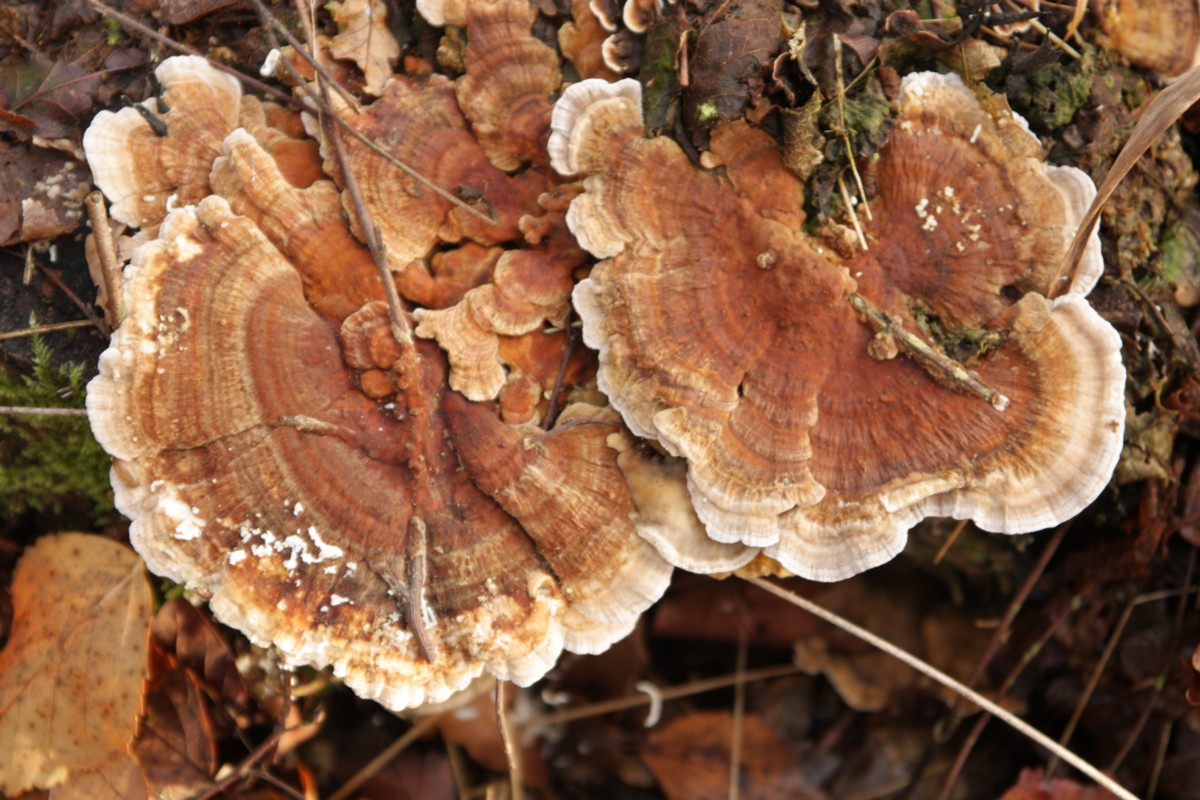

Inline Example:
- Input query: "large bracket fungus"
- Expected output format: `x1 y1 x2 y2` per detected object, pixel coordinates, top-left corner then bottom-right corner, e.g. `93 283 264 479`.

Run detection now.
82 0 1130 713
551 73 1125 581
83 44 673 709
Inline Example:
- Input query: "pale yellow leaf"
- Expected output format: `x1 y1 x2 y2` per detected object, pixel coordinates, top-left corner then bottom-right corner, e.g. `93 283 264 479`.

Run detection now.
328 0 401 96
0 533 153 794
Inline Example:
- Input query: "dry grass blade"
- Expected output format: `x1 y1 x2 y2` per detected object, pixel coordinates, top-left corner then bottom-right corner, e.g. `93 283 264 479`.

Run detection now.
1052 63 1200 297
744 577 1139 800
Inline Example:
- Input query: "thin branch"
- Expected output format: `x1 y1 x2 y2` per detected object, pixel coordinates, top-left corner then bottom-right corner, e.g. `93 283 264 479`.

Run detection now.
0 320 94 341
0 406 90 417
497 681 524 800
745 577 1138 800
526 664 801 732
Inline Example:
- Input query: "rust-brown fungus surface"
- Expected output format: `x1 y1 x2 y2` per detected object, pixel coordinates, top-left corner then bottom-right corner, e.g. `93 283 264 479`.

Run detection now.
85 196 671 710
83 56 242 230
554 74 1125 581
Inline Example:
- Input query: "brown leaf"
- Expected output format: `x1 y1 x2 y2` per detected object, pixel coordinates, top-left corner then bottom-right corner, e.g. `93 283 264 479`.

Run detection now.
683 0 786 141
997 767 1123 800
0 140 88 246
641 711 825 800
0 533 152 794
151 597 250 708
129 638 220 799
0 55 100 139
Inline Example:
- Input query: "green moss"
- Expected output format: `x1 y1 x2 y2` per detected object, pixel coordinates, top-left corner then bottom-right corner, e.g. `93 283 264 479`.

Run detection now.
1002 44 1095 131
0 330 113 526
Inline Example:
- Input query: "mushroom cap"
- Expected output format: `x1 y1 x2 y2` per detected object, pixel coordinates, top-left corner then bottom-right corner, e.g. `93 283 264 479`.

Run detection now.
83 56 241 229
86 197 664 709
440 0 562 171
553 75 1125 581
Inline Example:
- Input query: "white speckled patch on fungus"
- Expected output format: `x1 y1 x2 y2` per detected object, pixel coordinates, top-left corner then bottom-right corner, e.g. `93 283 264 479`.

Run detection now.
552 75 1125 581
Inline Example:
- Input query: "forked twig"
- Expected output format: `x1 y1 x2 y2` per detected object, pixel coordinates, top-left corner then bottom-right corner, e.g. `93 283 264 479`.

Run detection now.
744 577 1138 800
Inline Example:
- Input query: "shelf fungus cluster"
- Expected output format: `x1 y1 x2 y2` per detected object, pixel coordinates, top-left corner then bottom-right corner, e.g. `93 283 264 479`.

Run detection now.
551 72 1124 581
83 0 681 712
83 0 1126 711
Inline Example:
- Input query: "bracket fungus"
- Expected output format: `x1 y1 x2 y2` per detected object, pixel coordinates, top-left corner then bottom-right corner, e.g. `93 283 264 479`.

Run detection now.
83 48 673 710
551 73 1125 581
85 193 672 709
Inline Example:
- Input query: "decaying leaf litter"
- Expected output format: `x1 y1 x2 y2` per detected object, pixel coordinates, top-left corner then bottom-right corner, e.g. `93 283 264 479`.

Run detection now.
1 1 1200 798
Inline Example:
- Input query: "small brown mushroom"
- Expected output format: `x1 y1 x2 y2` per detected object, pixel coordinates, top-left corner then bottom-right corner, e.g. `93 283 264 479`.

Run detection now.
551 75 1125 581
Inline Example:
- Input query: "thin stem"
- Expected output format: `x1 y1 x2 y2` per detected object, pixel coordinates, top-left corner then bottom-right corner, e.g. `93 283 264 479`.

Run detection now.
0 320 94 341
0 406 89 417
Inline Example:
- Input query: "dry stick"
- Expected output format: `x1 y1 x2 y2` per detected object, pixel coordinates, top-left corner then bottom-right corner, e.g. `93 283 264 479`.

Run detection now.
847 291 1008 411
526 663 801 732
85 190 121 327
34 262 108 334
249 3 492 236
932 518 970 564
833 36 871 222
0 406 89 417
1146 719 1172 800
496 681 525 800
0 319 93 341
327 715 441 800
936 595 1082 800
745 577 1138 800
84 0 298 107
1053 63 1200 298
248 0 361 113
1064 0 1088 41
541 317 577 431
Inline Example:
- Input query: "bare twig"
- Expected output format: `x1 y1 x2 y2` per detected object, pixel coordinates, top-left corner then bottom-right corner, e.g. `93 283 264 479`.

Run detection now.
0 320 93 341
85 190 122 328
497 681 524 800
0 406 90 417
526 664 801 732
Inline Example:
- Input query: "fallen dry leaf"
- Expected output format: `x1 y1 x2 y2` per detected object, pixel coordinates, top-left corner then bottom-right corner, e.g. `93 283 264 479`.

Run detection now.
0 533 153 794
151 597 249 709
130 636 219 799
329 0 401 96
998 767 1123 800
641 710 826 800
